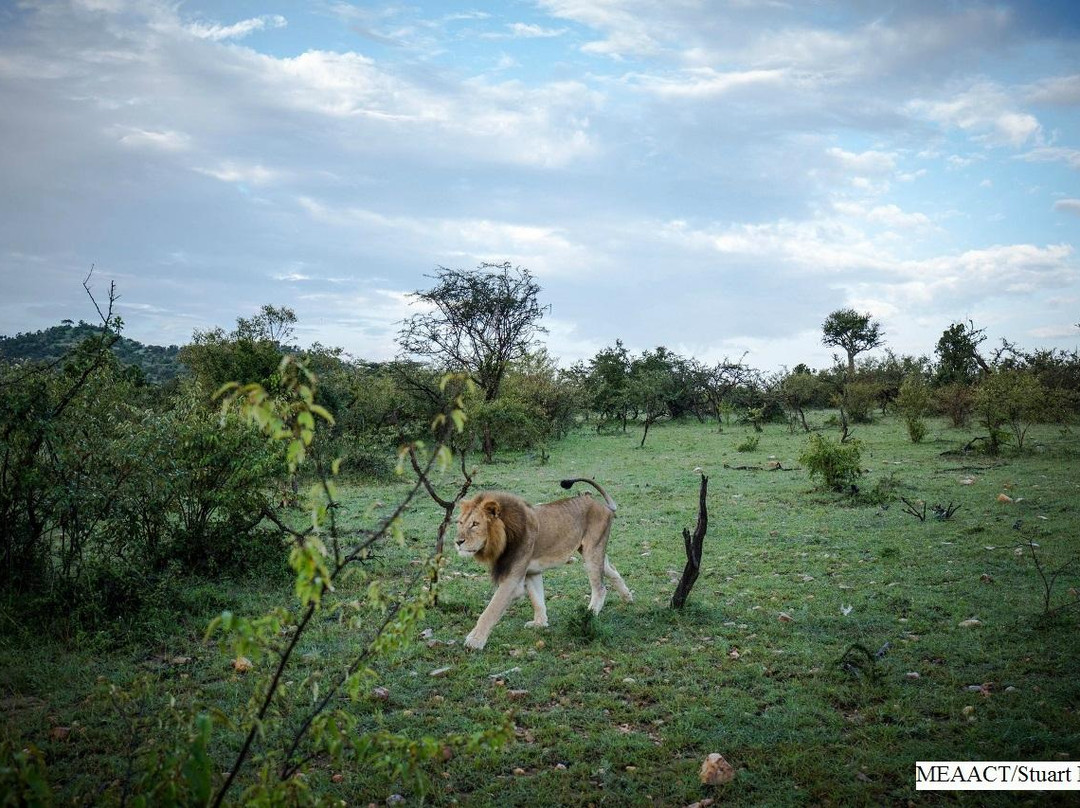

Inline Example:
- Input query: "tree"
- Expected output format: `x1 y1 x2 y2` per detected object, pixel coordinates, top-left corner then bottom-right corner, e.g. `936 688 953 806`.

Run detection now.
822 308 884 381
235 304 297 344
699 355 753 431
628 347 685 448
780 367 824 432
935 320 990 385
398 263 548 402
974 369 1047 453
179 305 298 393
587 340 633 431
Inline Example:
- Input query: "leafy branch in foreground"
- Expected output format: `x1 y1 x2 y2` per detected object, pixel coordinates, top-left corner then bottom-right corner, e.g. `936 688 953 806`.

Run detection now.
203 359 507 807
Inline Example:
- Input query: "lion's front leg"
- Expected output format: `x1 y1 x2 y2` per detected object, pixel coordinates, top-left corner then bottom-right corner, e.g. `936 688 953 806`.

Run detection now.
464 578 525 650
523 572 548 628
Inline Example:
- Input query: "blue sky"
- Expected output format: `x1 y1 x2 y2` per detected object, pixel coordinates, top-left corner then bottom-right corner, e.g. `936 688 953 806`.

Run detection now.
1 0 1078 371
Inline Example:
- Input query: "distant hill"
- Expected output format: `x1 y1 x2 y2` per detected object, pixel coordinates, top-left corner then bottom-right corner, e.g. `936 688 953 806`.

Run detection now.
0 321 185 384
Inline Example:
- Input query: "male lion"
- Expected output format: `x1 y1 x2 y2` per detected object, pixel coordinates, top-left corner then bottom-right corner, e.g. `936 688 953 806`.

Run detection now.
455 478 633 650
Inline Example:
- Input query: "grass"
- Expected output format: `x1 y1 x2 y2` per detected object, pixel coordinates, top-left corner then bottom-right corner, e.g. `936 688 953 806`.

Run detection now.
3 414 1080 806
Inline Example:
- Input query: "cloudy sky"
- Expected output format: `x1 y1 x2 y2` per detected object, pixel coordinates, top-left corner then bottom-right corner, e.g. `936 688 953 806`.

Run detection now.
1 0 1078 371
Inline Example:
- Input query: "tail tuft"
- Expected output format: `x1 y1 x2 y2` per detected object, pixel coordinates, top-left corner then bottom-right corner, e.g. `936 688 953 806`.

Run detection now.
558 477 617 512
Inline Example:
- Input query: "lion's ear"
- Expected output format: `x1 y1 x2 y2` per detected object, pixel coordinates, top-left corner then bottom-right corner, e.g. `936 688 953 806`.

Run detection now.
483 499 501 518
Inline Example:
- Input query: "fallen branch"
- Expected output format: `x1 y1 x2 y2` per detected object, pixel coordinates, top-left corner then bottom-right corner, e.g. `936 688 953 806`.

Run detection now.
723 462 797 472
671 472 709 609
900 497 926 521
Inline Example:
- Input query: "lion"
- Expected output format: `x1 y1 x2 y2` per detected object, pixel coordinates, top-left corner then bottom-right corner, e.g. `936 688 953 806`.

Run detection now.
454 478 633 650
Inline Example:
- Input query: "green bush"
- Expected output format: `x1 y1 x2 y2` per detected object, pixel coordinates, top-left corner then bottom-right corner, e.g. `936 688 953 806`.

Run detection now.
736 435 760 453
904 416 928 443
799 432 863 492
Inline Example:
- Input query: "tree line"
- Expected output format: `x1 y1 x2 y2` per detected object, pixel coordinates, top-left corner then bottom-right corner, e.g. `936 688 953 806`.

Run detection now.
2 266 1078 632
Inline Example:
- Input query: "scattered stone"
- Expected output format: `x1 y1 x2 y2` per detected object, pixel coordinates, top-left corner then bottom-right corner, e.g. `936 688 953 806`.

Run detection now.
778 612 794 623
232 656 253 673
905 672 921 680
997 493 1014 504
372 686 390 701
699 753 735 786
959 618 983 628
507 689 529 700
429 666 452 678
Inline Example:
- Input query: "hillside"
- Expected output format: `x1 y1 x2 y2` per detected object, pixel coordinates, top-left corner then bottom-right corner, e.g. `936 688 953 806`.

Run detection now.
0 321 185 384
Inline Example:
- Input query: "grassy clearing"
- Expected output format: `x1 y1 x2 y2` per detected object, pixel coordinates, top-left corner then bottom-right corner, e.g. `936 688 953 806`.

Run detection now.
3 414 1080 806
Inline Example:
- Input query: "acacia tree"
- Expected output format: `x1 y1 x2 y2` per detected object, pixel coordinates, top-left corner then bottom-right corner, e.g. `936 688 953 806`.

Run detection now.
822 308 884 381
398 263 548 402
700 355 753 431
935 320 991 385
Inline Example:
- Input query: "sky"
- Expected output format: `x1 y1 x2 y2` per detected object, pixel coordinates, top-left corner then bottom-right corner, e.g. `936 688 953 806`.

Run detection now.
1 0 1079 372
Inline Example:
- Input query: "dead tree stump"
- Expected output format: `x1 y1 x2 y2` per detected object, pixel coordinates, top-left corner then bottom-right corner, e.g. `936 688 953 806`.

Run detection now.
671 472 709 609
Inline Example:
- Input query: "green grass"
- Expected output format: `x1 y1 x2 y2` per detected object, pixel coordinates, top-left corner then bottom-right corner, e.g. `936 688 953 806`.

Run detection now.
3 415 1080 806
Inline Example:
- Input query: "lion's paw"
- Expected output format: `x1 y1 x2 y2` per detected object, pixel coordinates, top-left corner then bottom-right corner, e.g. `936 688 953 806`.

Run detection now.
524 620 549 629
463 633 487 651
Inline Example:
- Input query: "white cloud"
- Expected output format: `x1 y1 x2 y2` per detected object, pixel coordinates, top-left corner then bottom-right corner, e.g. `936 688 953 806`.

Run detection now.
826 147 897 174
194 161 281 185
113 126 191 151
185 15 286 42
506 23 566 38
865 204 933 229
1017 147 1080 170
909 82 1041 148
629 67 788 98
1026 74 1080 106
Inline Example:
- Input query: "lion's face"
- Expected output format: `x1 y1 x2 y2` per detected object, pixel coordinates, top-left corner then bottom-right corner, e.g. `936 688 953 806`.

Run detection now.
455 497 500 559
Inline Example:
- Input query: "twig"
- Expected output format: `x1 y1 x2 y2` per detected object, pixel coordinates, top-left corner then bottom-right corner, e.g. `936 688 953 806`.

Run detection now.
900 497 926 521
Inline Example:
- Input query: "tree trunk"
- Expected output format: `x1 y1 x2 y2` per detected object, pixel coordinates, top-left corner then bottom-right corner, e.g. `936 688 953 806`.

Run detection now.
671 473 709 609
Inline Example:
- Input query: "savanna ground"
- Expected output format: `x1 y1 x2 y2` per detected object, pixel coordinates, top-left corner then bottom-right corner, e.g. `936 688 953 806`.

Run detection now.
3 414 1079 806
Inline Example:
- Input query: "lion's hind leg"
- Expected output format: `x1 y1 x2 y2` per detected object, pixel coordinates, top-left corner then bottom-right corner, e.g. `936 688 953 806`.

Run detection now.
604 557 633 603
523 572 548 628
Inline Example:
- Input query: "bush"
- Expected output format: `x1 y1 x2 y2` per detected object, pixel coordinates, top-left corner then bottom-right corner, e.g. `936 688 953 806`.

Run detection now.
934 383 974 428
904 417 928 443
800 432 863 492
841 381 879 423
736 435 760 453
896 375 931 444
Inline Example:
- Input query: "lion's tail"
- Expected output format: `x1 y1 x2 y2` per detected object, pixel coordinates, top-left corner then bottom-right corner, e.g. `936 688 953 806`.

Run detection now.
559 478 617 512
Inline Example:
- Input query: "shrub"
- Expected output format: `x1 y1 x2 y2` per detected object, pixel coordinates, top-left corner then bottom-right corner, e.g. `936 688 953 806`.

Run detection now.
934 383 974 428
800 432 863 492
896 374 931 444
736 435 760 453
905 417 928 443
841 381 879 423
